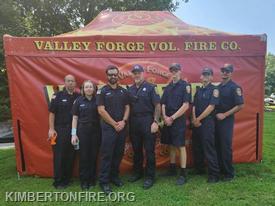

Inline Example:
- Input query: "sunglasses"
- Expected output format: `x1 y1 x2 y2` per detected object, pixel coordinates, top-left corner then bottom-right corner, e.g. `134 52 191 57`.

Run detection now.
107 73 118 77
221 69 231 74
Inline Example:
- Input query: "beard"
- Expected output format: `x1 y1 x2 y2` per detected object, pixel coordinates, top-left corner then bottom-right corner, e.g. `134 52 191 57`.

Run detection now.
108 78 118 85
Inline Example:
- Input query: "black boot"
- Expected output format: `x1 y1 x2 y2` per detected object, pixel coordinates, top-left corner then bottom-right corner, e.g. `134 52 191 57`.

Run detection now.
176 168 187 185
81 182 90 190
128 173 143 182
100 184 112 195
160 163 177 177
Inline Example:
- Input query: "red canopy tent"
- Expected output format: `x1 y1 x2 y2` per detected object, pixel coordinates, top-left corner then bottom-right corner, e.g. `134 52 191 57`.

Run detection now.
3 10 266 177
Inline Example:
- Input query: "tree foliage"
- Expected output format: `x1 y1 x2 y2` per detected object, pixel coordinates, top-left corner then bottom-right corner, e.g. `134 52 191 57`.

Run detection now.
0 0 188 121
265 53 275 95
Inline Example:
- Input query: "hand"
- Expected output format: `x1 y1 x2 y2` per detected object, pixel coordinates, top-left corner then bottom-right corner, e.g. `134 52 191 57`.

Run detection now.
164 116 169 126
151 122 159 133
216 113 227 121
112 122 119 131
115 121 126 132
165 116 174 126
71 135 79 145
48 129 56 141
192 118 202 128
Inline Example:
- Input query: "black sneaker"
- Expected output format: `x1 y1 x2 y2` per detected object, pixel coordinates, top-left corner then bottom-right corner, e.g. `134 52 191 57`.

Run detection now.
176 175 187 185
111 178 124 187
207 176 219 183
89 181 96 188
222 176 234 182
143 178 154 190
54 184 66 189
53 182 66 189
128 174 143 182
81 182 90 190
100 184 112 195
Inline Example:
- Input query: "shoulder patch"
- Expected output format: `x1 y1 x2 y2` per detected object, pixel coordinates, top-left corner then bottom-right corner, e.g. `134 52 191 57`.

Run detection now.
154 86 159 95
51 94 56 100
96 89 102 94
186 85 191 94
236 87 242 96
213 89 219 98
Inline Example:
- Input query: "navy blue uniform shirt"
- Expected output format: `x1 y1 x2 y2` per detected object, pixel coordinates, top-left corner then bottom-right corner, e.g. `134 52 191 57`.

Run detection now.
216 80 244 113
96 85 130 122
72 96 99 124
49 89 79 127
193 83 219 117
161 79 191 116
128 81 160 115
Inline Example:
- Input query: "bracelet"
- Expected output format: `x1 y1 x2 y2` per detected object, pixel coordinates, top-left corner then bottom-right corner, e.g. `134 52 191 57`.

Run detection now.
71 128 77 136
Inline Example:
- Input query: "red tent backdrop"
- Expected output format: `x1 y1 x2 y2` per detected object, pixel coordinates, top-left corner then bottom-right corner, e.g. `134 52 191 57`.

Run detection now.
3 11 266 177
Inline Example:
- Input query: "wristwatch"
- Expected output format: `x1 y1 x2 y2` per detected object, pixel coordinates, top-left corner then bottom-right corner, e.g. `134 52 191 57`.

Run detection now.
154 119 159 125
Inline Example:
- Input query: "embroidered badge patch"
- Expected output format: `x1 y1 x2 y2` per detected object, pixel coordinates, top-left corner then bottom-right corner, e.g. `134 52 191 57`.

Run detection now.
186 85 191 94
236 88 242 96
213 89 219 98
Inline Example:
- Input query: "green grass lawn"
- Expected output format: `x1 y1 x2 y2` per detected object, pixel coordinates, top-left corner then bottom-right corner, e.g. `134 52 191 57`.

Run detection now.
1 112 275 206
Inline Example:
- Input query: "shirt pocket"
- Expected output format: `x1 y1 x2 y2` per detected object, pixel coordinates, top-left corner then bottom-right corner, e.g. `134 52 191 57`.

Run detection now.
58 99 70 111
139 90 150 101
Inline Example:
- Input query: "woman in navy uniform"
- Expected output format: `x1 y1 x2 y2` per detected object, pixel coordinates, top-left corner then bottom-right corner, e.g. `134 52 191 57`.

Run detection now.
215 64 244 181
192 68 220 183
48 74 79 189
71 80 101 190
160 63 191 185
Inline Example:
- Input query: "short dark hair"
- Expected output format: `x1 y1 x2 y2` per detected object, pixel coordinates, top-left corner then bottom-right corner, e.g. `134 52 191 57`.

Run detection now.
105 65 119 74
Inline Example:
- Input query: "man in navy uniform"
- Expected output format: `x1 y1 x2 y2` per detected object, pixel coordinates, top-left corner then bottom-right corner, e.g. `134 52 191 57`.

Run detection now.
96 65 130 195
128 64 161 189
192 68 220 183
160 63 191 185
48 74 79 189
215 64 244 181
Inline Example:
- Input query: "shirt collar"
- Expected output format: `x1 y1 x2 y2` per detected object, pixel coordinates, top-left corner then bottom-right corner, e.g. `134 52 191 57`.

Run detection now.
221 79 232 87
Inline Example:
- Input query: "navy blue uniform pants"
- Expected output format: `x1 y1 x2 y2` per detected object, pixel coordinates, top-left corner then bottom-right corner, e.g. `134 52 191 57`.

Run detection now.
215 116 234 178
78 124 101 185
130 115 156 179
52 126 75 186
99 122 127 185
192 117 220 177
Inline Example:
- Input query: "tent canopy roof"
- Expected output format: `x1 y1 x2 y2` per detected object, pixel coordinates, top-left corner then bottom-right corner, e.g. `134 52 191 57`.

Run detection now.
59 10 234 37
